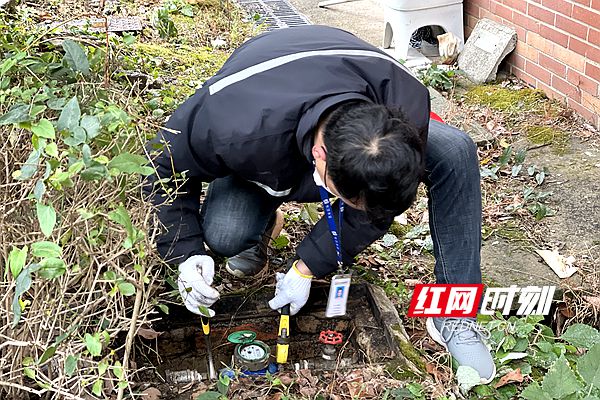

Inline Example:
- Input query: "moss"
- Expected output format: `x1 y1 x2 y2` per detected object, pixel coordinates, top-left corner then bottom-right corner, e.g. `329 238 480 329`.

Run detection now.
464 85 547 114
495 223 528 243
389 221 412 238
390 324 427 374
526 125 569 154
385 359 421 380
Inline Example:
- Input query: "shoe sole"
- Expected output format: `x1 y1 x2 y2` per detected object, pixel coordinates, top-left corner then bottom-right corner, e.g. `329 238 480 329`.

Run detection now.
224 262 251 279
425 317 496 385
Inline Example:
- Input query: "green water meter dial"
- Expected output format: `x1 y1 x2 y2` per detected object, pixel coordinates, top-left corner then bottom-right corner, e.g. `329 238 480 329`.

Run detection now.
228 330 271 371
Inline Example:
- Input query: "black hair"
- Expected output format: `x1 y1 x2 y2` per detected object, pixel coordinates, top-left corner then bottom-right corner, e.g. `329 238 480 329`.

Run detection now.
322 101 426 223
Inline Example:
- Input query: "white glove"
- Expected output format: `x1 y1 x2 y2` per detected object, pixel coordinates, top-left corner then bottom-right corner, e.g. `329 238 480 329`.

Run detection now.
268 262 313 316
177 255 219 316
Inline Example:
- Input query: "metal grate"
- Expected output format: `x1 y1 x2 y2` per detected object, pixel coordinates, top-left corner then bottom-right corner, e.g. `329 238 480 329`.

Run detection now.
236 0 311 31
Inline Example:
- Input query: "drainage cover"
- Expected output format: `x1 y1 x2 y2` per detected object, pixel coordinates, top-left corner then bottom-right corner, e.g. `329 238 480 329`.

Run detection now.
235 0 311 31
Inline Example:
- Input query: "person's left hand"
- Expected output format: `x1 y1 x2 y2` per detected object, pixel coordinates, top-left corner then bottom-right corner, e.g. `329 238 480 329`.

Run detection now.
268 260 313 315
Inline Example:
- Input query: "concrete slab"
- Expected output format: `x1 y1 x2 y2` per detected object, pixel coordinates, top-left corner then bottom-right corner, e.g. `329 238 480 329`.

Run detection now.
290 0 384 46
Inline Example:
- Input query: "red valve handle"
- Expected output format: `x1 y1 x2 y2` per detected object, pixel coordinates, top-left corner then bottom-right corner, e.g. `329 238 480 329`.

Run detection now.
319 330 343 345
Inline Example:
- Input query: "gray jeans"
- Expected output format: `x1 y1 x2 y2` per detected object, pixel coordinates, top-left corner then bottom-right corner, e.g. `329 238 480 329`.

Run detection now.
200 120 482 285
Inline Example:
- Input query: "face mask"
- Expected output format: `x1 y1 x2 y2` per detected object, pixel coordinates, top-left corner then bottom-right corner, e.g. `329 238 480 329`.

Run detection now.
313 168 334 195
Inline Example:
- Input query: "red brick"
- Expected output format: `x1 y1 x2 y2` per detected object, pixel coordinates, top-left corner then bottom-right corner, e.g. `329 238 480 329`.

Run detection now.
491 2 513 19
572 0 591 6
568 36 588 57
528 3 556 25
480 7 499 21
465 25 474 38
541 0 573 16
503 0 527 13
465 2 481 18
553 44 586 71
539 53 567 75
525 60 552 83
517 40 540 61
572 5 600 26
582 91 600 114
590 29 600 44
593 0 600 11
567 97 597 124
567 68 600 94
466 14 479 29
552 75 582 101
588 45 600 64
540 25 569 47
527 31 554 54
508 53 527 69
471 0 491 8
513 10 541 33
538 80 566 101
586 62 600 81
512 66 538 87
556 14 589 39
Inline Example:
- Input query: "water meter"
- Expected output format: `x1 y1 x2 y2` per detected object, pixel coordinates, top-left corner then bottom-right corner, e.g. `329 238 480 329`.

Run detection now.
228 330 271 372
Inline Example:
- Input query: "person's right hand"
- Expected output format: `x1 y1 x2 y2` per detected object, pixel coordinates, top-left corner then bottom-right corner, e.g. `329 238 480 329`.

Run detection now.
178 255 220 316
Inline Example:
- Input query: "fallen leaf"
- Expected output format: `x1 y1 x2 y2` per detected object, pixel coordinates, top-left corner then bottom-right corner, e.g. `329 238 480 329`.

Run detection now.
278 374 293 386
584 296 600 309
140 387 161 400
494 368 524 388
137 327 163 340
394 213 408 225
405 279 422 287
535 249 578 278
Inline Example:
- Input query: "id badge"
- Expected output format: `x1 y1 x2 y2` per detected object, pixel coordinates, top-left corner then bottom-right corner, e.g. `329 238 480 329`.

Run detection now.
325 274 352 318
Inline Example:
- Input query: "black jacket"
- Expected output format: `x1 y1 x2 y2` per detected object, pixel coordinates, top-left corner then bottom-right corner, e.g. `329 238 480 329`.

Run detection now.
145 25 430 277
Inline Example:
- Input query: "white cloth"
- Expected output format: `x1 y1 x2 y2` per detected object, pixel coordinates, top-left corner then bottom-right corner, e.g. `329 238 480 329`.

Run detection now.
177 255 219 316
268 267 312 316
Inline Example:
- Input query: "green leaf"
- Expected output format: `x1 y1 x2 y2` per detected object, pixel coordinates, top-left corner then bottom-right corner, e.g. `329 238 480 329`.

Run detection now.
57 97 81 132
84 333 102 357
64 354 78 377
81 164 108 181
456 365 481 392
117 281 136 296
157 304 169 314
36 203 56 237
196 392 222 400
45 142 59 158
64 126 87 147
38 346 56 365
271 235 289 250
107 153 153 175
91 379 103 397
33 180 46 201
0 104 30 125
31 241 62 258
98 359 109 375
24 367 35 380
542 355 583 398
38 257 66 279
502 335 517 351
11 264 41 328
521 382 548 400
561 324 600 349
31 119 56 139
80 115 101 139
108 206 134 236
578 343 600 387
14 149 41 181
0 56 17 76
8 246 28 278
62 39 90 76
113 361 123 379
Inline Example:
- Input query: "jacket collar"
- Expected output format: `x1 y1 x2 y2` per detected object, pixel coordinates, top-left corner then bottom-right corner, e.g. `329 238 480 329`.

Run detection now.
296 92 372 162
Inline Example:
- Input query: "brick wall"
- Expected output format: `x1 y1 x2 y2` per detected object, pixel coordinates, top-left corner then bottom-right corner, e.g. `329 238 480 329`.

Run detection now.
464 0 600 128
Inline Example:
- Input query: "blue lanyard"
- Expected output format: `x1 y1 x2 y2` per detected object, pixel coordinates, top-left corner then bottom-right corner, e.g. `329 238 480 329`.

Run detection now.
318 186 344 270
